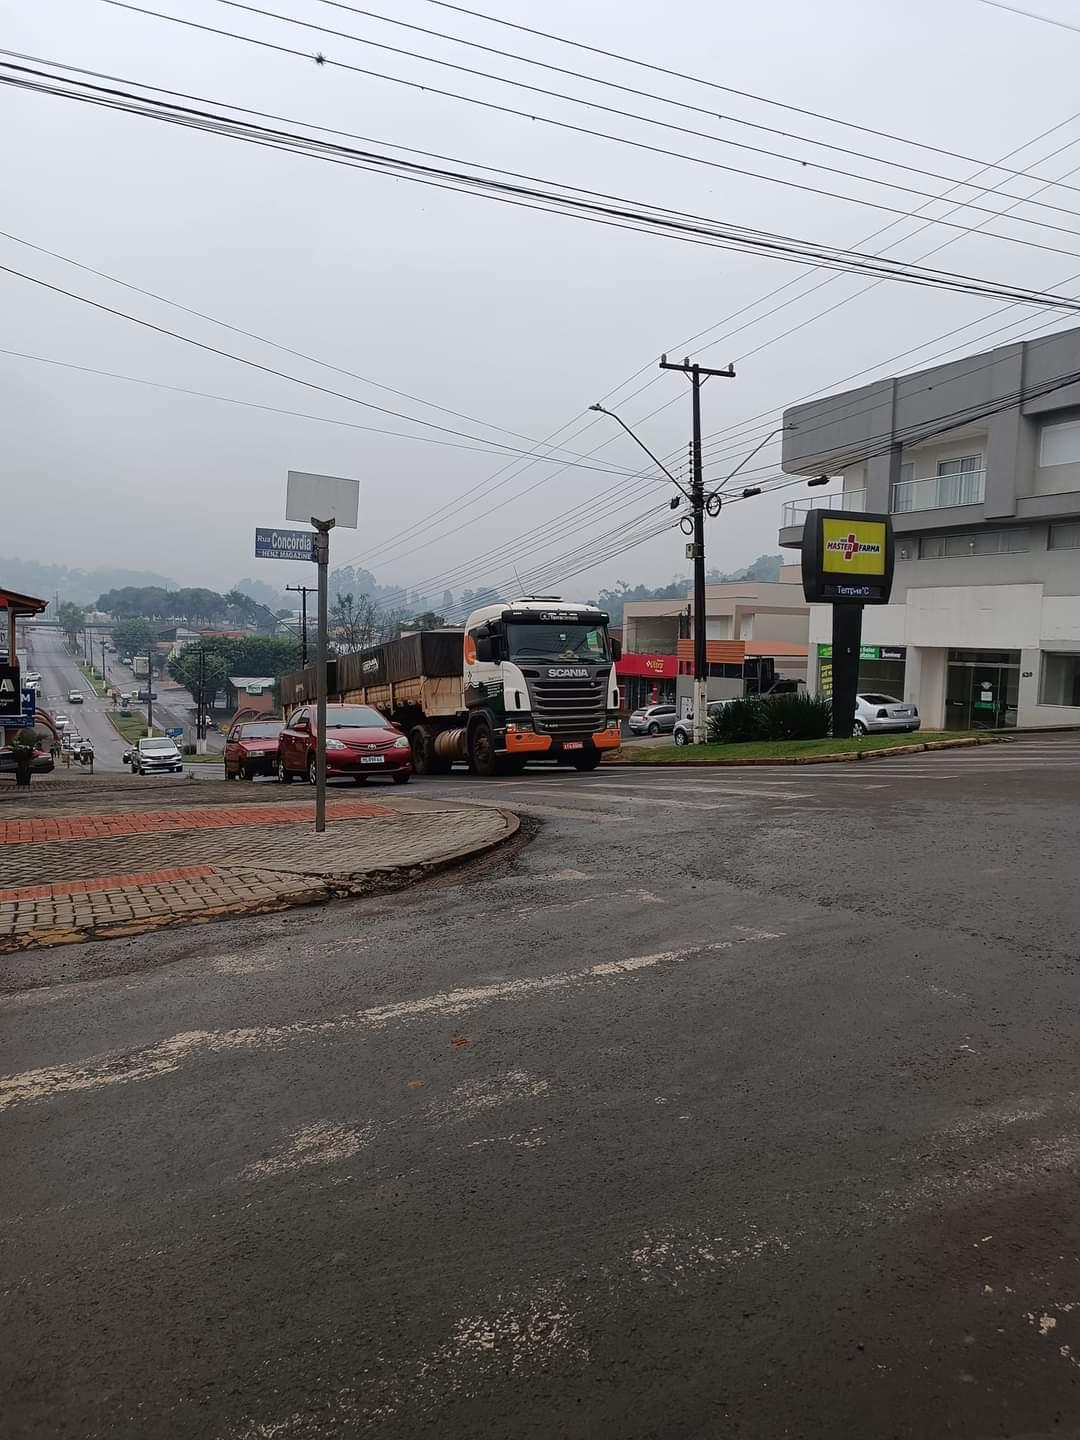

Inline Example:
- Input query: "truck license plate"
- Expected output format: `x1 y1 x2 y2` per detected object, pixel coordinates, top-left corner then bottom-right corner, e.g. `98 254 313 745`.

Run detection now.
360 755 385 765
562 741 584 751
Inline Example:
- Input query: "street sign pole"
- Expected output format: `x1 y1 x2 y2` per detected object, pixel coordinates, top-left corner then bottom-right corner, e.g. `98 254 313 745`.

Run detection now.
313 518 335 834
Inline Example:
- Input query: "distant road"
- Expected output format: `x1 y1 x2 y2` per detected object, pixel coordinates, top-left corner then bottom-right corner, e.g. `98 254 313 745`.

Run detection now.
27 629 128 772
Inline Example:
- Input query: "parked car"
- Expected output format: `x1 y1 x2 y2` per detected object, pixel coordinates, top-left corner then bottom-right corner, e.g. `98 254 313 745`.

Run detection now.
853 693 920 736
25 671 41 687
67 689 84 704
277 704 412 785
225 719 285 781
136 690 158 702
53 713 70 731
627 703 678 736
0 746 54 776
672 700 730 746
133 736 184 775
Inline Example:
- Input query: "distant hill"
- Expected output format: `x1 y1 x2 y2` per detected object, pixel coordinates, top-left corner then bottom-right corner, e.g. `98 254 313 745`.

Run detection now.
0 557 178 606
595 554 784 623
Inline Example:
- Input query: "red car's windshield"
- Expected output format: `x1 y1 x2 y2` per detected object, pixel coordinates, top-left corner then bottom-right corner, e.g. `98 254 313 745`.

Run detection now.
325 706 389 728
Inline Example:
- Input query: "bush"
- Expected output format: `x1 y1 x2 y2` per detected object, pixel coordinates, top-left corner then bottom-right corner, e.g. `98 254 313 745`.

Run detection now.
757 691 832 741
708 697 768 744
707 692 832 744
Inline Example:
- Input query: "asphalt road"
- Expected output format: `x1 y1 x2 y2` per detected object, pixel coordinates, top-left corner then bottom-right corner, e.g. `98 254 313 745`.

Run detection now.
25 626 129 771
7 736 1080 1438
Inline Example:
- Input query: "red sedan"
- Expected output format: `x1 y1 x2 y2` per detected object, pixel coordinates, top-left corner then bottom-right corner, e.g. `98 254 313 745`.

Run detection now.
224 719 285 781
277 704 412 785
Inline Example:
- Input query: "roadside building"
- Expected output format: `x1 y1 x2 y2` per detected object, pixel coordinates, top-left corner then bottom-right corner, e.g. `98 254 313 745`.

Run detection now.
225 676 277 717
778 325 1080 729
618 577 809 710
1 585 49 745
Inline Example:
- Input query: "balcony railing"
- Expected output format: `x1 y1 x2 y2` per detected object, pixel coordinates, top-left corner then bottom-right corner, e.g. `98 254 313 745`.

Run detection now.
781 489 866 529
891 470 985 513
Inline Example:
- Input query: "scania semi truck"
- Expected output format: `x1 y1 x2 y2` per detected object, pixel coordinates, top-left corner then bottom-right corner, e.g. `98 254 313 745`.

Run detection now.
281 596 622 776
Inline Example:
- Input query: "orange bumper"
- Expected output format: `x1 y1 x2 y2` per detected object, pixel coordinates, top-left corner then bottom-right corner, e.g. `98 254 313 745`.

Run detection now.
592 726 622 750
505 730 553 753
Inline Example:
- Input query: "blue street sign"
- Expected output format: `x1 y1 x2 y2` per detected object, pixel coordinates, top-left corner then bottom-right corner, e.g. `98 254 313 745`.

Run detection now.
254 526 315 562
165 726 183 738
21 688 35 721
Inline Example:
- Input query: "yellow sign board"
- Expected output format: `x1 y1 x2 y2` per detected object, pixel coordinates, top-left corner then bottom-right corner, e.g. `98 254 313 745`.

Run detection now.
820 518 887 575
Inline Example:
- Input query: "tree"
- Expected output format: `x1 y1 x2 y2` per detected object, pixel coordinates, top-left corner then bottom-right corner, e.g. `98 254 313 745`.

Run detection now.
169 644 229 708
112 617 155 663
57 602 84 647
406 611 447 630
11 728 42 788
329 592 378 652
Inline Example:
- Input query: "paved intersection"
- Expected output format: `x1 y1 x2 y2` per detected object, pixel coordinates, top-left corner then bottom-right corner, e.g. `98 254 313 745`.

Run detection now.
6 733 1080 1439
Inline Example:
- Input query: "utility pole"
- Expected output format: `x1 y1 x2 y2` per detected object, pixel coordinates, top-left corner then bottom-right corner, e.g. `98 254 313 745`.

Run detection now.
286 584 315 666
100 636 107 685
144 655 154 735
659 354 736 745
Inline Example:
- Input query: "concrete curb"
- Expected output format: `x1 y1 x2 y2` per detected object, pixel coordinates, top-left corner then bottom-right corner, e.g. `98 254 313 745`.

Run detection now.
607 736 1006 769
0 810 520 954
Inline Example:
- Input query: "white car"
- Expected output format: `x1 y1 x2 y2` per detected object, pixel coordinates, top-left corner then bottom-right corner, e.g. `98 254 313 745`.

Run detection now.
134 737 184 775
853 693 920 735
67 689 85 704
54 713 70 731
25 671 41 687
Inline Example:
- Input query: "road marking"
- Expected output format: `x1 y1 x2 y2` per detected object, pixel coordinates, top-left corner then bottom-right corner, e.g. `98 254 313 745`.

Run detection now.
0 928 783 1112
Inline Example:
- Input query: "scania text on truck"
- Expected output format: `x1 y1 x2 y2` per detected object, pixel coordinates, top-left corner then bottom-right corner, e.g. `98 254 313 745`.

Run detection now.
280 596 622 777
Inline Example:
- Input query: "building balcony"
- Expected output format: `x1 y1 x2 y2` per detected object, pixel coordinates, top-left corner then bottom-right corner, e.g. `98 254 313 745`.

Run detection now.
891 470 985 514
781 488 866 530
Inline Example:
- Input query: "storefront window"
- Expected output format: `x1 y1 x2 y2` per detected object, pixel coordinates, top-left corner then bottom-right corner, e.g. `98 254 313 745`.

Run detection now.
1040 653 1080 707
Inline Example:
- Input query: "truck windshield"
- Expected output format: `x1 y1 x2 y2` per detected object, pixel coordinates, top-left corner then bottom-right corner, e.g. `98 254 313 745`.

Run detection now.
507 624 609 664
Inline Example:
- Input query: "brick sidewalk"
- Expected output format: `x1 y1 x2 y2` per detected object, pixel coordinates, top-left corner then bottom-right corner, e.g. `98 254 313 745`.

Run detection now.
0 786 516 952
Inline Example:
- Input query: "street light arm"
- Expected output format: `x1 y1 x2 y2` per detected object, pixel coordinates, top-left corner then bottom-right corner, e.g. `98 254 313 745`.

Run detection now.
718 425 791 486
589 403 691 498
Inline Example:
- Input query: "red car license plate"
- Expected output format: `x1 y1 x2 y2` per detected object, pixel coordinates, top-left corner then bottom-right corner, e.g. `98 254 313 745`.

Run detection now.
562 741 584 751
360 755 385 765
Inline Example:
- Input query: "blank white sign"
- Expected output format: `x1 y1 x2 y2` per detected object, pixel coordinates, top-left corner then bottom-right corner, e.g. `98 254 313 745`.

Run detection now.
286 471 360 528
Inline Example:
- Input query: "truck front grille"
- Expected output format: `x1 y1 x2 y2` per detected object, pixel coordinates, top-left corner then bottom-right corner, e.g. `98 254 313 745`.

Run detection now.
528 679 606 734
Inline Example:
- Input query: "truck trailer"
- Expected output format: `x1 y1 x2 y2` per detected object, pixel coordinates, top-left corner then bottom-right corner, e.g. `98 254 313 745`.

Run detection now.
281 596 622 776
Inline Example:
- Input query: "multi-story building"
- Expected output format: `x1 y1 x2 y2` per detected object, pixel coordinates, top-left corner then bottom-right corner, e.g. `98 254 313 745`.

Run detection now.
618 576 809 710
778 326 1080 729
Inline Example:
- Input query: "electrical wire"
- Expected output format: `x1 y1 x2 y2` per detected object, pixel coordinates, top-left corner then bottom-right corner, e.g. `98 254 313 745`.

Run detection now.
200 0 1080 232
10 65 1080 307
307 0 1080 207
97 4 1080 255
975 0 1080 35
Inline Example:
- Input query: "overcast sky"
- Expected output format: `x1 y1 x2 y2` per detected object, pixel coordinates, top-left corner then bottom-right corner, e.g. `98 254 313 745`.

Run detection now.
4 0 1078 605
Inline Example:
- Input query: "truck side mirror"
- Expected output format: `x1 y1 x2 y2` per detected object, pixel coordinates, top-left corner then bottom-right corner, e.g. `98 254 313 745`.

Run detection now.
611 638 622 661
475 635 494 663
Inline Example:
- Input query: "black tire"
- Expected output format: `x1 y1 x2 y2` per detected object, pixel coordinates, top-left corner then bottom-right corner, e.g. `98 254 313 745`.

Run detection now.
571 753 602 771
392 772 410 785
240 761 253 781
308 756 318 786
853 720 867 737
277 758 295 784
647 722 660 736
468 719 498 778
225 764 235 781
674 730 688 746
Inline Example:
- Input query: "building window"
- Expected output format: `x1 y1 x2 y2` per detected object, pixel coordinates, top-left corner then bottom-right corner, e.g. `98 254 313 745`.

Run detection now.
1049 521 1080 549
896 538 917 561
1040 419 1080 468
936 455 984 507
920 529 1028 558
1040 652 1080 707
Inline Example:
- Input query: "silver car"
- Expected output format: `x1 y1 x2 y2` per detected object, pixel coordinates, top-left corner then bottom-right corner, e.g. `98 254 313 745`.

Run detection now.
627 703 678 736
853 693 920 735
672 701 730 746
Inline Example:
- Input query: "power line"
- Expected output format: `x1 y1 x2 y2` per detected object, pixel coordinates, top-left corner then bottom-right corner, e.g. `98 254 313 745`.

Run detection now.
97 4 1080 255
11 65 1080 309
202 0 1080 232
975 0 1080 35
417 0 1080 177
306 0 1080 207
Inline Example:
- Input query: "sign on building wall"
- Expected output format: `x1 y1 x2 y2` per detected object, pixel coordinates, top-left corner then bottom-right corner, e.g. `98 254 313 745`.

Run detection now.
817 644 906 661
802 512 895 605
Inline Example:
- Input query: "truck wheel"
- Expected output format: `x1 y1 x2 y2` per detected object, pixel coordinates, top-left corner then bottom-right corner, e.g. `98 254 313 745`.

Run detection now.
410 724 451 776
468 720 498 778
571 754 602 771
